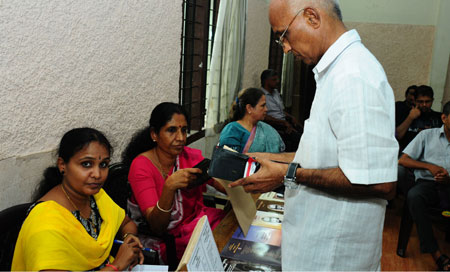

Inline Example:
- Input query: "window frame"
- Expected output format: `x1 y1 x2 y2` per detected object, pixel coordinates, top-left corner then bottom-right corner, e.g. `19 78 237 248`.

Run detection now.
179 0 220 134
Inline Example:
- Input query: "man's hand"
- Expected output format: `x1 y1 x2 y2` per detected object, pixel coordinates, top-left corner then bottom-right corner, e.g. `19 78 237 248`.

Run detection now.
396 106 421 139
245 152 269 159
430 165 450 183
285 121 298 134
428 164 448 178
408 105 421 120
229 157 287 194
435 172 450 183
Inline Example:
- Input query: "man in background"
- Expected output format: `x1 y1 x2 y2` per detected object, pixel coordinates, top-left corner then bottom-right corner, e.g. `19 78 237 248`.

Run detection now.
396 85 442 152
395 85 417 135
260 69 301 151
396 85 443 195
398 101 450 271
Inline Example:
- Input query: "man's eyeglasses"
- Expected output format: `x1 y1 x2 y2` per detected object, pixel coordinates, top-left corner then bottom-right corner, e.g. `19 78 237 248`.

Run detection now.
275 8 304 48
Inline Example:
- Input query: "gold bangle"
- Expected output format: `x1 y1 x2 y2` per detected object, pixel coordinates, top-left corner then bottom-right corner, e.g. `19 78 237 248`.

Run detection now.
156 200 172 213
122 232 136 240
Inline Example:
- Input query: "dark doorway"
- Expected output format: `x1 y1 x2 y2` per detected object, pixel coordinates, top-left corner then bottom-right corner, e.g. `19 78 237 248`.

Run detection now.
268 30 316 127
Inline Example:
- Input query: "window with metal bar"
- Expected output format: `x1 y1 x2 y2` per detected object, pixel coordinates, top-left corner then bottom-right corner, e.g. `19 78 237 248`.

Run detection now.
268 31 284 80
179 0 220 132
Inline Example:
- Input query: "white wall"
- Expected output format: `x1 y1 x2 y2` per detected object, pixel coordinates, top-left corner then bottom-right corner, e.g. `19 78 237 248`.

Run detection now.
2 0 449 209
340 0 440 25
340 0 450 110
0 0 182 209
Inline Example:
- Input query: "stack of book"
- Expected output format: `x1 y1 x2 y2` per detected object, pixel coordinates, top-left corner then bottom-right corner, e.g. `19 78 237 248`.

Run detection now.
220 192 284 271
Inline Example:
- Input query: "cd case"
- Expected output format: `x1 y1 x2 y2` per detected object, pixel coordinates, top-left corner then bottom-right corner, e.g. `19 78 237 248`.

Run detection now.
208 145 260 181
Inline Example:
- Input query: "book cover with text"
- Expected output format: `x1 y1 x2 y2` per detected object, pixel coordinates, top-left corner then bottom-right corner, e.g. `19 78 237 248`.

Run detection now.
252 210 283 230
222 257 280 271
220 238 281 268
255 199 284 215
232 224 281 246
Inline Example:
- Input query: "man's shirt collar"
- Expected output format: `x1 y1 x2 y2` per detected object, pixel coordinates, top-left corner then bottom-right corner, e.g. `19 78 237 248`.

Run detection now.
261 87 270 95
314 29 361 75
261 87 278 96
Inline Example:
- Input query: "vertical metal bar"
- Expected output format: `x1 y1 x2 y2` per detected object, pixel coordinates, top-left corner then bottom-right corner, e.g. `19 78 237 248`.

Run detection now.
199 0 211 129
179 1 187 104
189 0 197 126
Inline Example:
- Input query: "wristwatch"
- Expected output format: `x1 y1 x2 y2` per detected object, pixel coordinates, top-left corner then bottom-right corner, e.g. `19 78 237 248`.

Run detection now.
284 162 300 189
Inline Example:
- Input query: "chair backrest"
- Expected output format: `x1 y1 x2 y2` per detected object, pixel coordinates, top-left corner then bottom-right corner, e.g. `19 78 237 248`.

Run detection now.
0 203 32 270
103 162 131 210
103 163 180 269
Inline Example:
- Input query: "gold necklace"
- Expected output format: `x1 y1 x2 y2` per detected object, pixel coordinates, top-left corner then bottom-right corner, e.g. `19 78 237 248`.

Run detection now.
61 183 80 211
61 184 98 233
153 149 169 179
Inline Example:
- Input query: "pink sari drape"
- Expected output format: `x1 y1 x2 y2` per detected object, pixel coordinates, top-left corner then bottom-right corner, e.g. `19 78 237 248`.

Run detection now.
128 147 225 262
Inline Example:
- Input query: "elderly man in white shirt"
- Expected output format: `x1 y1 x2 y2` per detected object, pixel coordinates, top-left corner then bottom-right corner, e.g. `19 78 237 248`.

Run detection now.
230 0 398 270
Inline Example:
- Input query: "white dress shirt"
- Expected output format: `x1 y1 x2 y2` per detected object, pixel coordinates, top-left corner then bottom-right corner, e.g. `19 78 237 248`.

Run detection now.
283 29 399 271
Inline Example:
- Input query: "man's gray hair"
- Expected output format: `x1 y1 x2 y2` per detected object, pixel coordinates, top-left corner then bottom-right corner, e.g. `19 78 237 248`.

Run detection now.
317 0 342 21
331 0 342 21
288 0 343 21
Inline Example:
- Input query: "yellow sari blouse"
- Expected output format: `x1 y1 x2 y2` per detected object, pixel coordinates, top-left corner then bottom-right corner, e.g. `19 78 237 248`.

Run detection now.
12 189 125 271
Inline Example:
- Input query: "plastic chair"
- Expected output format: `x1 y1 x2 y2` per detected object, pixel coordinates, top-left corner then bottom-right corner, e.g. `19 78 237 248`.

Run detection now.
0 202 31 270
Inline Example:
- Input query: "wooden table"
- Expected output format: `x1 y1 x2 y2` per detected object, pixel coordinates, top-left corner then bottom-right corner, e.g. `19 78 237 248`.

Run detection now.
213 208 239 252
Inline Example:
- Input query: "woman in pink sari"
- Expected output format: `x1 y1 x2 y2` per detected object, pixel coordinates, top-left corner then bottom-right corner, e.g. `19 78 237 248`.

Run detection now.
122 102 225 263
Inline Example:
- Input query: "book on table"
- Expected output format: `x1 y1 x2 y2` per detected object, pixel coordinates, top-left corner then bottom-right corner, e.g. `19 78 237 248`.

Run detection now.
255 199 284 215
222 257 280 272
220 237 282 270
258 191 284 203
175 215 224 272
252 210 283 230
219 209 283 271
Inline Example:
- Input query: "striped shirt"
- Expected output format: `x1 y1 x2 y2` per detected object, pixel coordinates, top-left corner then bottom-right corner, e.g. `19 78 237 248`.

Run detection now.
283 29 399 271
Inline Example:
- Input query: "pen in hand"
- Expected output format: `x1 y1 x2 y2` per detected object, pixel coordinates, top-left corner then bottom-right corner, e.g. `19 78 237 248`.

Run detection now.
114 239 155 252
